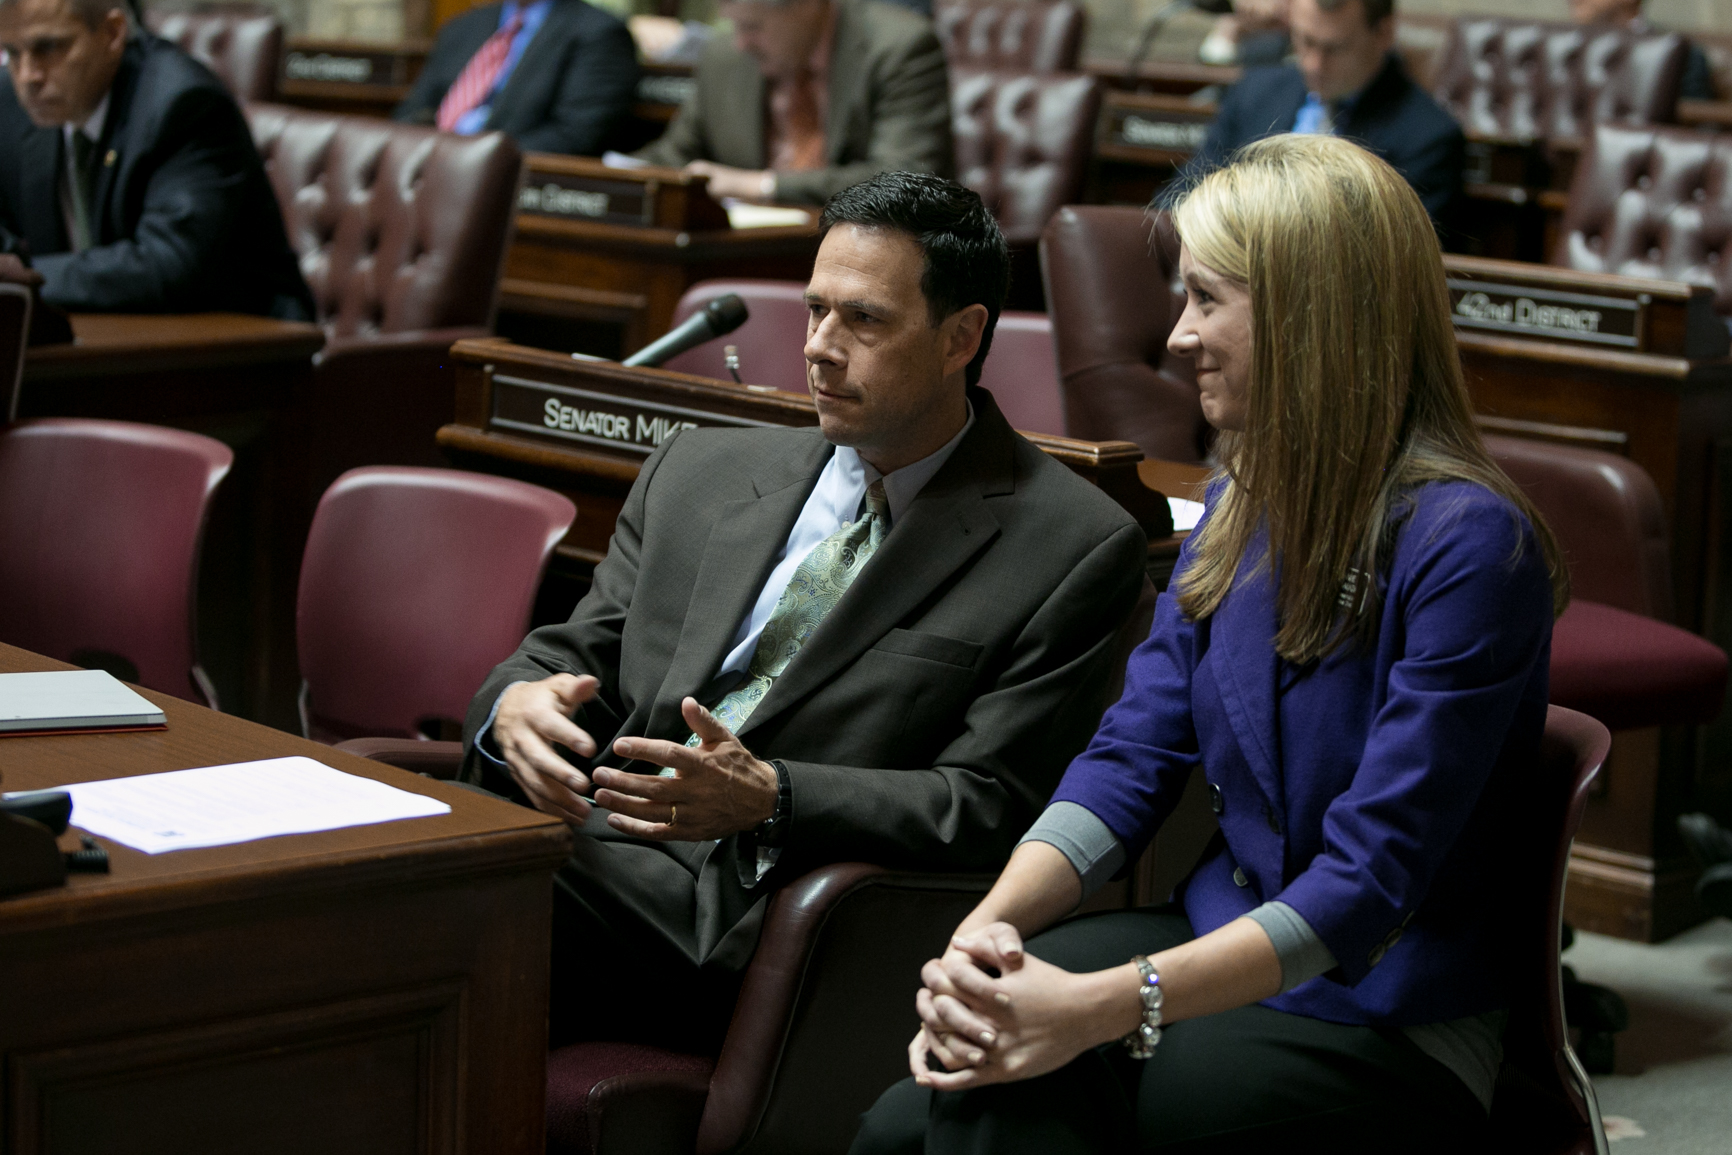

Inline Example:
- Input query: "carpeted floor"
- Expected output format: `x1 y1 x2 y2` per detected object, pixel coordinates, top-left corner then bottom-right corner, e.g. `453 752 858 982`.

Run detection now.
1563 917 1732 1151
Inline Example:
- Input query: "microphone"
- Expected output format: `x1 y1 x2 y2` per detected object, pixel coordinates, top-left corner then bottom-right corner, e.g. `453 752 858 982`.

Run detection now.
622 294 750 368
1125 0 1236 87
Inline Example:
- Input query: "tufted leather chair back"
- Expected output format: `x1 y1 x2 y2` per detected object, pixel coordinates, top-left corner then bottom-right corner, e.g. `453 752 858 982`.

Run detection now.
245 103 522 340
1431 18 1687 141
146 5 282 103
1040 205 1209 464
952 68 1100 246
934 0 1085 72
1553 120 1732 317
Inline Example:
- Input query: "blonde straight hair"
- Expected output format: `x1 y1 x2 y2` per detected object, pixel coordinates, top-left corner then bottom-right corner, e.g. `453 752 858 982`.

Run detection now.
1171 134 1568 663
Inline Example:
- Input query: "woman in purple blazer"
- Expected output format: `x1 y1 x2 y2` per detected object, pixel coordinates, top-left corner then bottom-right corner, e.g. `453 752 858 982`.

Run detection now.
851 134 1571 1154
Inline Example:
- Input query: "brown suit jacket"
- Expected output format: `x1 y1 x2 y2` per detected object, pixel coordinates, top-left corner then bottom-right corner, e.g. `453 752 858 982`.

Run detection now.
462 388 1145 969
636 0 954 204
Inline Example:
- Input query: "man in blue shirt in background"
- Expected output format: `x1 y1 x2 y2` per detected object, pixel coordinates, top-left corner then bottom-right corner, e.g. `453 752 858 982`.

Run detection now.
1185 0 1462 229
395 0 638 156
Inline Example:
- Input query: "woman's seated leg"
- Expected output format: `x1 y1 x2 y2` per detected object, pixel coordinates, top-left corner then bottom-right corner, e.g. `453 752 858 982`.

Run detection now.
851 906 1486 1155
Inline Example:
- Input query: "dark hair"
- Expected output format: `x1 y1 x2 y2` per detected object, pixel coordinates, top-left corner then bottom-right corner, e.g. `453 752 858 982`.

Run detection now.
1315 0 1395 26
819 171 1009 387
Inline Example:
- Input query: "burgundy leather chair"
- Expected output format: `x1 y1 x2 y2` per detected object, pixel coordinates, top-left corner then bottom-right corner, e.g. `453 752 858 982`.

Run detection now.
660 280 1066 435
146 4 283 102
1552 120 1732 323
0 281 28 423
1489 705 1612 1155
0 418 232 707
297 466 575 743
1039 205 1209 464
1484 435 1727 731
1431 18 1688 142
933 0 1086 73
245 104 523 500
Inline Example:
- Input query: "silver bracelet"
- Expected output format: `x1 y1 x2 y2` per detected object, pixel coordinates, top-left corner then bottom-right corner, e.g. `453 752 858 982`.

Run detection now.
1122 954 1163 1059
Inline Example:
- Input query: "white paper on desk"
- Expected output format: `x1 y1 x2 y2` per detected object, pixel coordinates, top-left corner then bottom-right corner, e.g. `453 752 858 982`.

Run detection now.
55 756 451 854
1168 497 1205 532
601 150 650 170
721 200 814 229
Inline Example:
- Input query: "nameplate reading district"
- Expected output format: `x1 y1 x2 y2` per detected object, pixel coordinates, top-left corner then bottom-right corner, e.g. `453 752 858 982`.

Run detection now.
282 51 392 85
1109 109 1210 155
517 173 655 225
1447 279 1642 349
491 375 779 454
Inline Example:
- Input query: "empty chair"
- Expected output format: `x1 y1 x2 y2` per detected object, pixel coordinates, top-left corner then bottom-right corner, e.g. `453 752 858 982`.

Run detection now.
1431 18 1688 142
296 466 576 743
245 104 523 498
661 279 811 391
1040 205 1210 463
147 4 283 102
933 0 1086 72
0 419 232 706
1552 120 1732 326
976 310 1062 435
0 281 29 423
951 68 1100 249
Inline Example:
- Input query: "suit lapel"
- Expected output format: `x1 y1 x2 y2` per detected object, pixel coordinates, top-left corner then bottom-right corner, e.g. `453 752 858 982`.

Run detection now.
16 129 63 255
823 0 866 165
739 392 1013 738
647 436 832 737
86 40 143 247
1206 540 1285 814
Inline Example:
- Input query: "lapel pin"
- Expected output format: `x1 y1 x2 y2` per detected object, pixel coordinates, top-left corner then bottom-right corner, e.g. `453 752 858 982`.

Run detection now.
104 150 116 166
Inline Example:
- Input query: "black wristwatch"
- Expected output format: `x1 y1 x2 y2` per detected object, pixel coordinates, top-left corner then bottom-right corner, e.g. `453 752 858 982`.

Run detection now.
758 760 793 848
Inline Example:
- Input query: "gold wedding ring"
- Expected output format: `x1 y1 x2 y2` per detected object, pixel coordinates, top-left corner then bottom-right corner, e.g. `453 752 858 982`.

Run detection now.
669 804 677 828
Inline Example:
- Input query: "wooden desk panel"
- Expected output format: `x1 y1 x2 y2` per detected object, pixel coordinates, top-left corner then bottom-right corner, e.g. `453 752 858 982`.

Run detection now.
0 642 570 1155
20 313 326 731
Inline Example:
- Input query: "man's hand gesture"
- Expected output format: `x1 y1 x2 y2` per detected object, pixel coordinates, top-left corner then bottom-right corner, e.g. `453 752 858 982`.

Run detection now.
596 697 780 841
494 674 602 824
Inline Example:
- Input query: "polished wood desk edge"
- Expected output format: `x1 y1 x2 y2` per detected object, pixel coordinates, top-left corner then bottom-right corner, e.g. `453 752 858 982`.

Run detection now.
284 35 433 53
1455 331 1720 381
24 314 328 379
439 422 645 486
521 152 695 184
510 214 820 254
1442 255 1708 303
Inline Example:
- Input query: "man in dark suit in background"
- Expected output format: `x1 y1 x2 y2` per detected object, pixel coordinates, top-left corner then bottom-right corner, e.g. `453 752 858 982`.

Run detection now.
395 0 638 156
636 0 953 204
1186 0 1463 227
463 172 1147 1049
0 0 311 317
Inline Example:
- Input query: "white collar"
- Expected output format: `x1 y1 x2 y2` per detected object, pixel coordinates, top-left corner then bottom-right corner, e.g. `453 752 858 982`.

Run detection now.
832 397 976 525
63 92 110 147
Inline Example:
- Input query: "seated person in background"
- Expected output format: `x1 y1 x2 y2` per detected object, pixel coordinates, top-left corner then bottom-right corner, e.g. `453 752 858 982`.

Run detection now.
635 0 953 204
463 172 1148 1050
1568 0 1714 101
853 135 1568 1155
1197 0 1290 67
0 0 312 317
1186 0 1462 228
394 0 639 156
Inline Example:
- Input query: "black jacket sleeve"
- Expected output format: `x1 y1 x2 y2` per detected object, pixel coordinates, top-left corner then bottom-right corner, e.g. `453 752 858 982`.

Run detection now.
511 15 640 156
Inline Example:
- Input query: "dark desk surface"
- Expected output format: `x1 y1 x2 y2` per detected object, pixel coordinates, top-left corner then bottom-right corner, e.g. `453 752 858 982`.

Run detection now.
23 313 327 381
0 640 569 932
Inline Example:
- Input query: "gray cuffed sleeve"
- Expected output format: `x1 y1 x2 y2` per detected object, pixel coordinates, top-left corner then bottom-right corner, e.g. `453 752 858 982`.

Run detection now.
1243 900 1339 993
1018 801 1126 901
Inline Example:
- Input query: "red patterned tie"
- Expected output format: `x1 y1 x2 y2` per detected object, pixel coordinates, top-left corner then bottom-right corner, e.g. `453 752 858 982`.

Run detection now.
435 13 523 133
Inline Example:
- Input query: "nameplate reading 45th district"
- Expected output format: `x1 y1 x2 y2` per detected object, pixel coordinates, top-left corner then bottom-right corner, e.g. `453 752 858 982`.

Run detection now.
1448 278 1644 349
491 374 778 455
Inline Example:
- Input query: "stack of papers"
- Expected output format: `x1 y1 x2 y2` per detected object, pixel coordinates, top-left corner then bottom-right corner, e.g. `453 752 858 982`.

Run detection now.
0 669 165 734
1168 497 1205 532
46 756 452 854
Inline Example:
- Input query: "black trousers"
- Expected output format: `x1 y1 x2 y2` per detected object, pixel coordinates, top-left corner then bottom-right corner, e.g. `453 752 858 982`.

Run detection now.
850 907 1487 1155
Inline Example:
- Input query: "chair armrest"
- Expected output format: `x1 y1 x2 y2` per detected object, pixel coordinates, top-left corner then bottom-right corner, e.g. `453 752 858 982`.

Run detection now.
590 1067 713 1155
316 326 491 363
696 863 995 1155
333 737 465 778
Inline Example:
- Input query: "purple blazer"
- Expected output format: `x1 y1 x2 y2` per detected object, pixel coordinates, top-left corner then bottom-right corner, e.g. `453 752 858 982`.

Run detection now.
1051 480 1554 1026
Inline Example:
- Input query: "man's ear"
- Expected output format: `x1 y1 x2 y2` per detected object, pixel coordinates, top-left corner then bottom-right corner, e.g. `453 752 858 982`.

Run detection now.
101 8 128 55
943 303 990 380
1371 13 1396 51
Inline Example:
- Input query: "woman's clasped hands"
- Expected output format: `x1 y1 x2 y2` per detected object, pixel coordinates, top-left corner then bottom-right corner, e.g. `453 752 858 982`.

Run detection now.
909 920 1141 1091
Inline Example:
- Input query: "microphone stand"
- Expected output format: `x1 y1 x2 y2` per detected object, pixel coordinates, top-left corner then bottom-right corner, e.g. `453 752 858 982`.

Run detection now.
1124 0 1236 91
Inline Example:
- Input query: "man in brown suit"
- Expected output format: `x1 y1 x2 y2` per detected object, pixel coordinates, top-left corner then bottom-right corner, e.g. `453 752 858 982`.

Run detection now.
463 174 1143 1048
636 0 953 204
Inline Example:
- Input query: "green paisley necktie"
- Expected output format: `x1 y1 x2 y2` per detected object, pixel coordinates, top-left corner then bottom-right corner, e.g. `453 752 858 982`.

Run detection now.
688 479 890 745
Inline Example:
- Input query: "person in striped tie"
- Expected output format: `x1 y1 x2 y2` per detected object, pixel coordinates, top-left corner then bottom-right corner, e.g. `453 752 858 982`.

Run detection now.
394 0 638 156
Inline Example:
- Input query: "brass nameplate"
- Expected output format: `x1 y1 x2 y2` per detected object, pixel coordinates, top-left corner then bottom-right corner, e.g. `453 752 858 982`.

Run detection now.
517 172 655 225
1447 279 1643 349
283 50 392 85
1109 108 1210 154
491 375 778 455
638 74 696 107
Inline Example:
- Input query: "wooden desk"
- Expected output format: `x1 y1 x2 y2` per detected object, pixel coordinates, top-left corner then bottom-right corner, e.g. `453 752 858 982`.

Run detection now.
0 641 570 1155
433 339 1184 590
500 157 822 360
21 313 326 731
275 39 429 118
1443 256 1732 939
